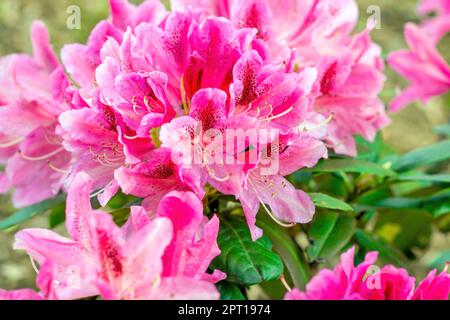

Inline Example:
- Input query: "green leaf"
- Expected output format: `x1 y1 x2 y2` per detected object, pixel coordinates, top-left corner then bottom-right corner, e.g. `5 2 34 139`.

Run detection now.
109 208 131 226
307 211 356 262
354 186 392 207
354 229 409 269
48 203 66 228
367 188 450 217
392 140 450 172
308 159 396 177
211 217 283 286
397 173 450 183
429 250 450 270
375 209 433 250
433 123 450 137
308 193 353 211
310 174 350 198
0 194 66 230
216 281 246 300
355 134 382 163
257 214 309 290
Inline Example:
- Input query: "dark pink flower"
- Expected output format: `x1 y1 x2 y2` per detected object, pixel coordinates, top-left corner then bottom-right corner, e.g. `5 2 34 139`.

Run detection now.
285 247 450 300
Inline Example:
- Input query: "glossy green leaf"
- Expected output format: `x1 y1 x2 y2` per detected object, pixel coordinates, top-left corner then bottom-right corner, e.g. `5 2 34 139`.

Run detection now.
307 211 356 262
216 281 246 300
354 229 409 269
257 215 309 290
392 140 450 172
308 159 396 177
211 217 283 286
308 193 353 211
0 194 66 230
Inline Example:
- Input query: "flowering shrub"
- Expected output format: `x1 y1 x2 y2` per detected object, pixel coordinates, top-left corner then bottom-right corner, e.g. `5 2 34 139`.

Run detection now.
0 0 449 300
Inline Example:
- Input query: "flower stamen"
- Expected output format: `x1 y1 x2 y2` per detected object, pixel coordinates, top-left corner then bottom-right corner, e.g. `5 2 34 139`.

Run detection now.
19 147 65 162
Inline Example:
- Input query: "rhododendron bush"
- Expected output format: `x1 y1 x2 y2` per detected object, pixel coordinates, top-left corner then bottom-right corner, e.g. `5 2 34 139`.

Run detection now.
0 0 449 301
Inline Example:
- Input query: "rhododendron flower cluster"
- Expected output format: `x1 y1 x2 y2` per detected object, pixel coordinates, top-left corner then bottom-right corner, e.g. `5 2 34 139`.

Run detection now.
0 0 448 301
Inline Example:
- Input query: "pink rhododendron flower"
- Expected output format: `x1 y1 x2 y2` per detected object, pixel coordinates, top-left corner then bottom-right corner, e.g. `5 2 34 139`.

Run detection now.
418 0 450 43
0 22 71 207
11 172 220 300
285 247 450 300
133 190 226 283
160 84 326 239
171 0 388 157
388 23 450 111
171 0 359 65
58 93 154 200
61 21 122 97
109 0 167 31
115 147 205 209
313 30 390 156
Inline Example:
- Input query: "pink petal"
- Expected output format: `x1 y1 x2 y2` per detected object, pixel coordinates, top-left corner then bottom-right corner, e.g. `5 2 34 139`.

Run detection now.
412 269 450 300
147 276 220 300
158 191 224 281
30 21 59 71
190 88 228 131
65 172 95 250
0 289 43 300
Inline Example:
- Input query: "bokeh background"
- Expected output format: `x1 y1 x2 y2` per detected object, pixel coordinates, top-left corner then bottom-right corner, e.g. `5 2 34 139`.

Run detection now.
0 0 449 290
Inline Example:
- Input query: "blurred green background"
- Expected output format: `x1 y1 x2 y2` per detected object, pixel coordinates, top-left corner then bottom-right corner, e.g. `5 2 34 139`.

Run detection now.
0 0 449 290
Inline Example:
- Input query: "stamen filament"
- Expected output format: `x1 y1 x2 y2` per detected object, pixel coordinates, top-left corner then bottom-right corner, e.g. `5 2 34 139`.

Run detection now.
207 167 231 182
248 179 296 228
305 114 333 131
123 134 139 140
29 255 39 274
19 147 64 162
90 187 106 199
0 137 24 148
263 105 295 121
280 275 292 292
260 200 296 228
47 161 71 174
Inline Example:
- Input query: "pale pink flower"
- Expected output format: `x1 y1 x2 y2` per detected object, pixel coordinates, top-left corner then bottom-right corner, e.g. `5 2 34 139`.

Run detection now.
160 80 326 239
418 0 450 43
127 191 226 283
58 93 153 200
13 172 219 300
171 0 388 157
61 21 122 98
171 0 359 66
109 0 167 31
115 148 205 209
313 30 390 156
0 22 71 207
388 23 450 111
